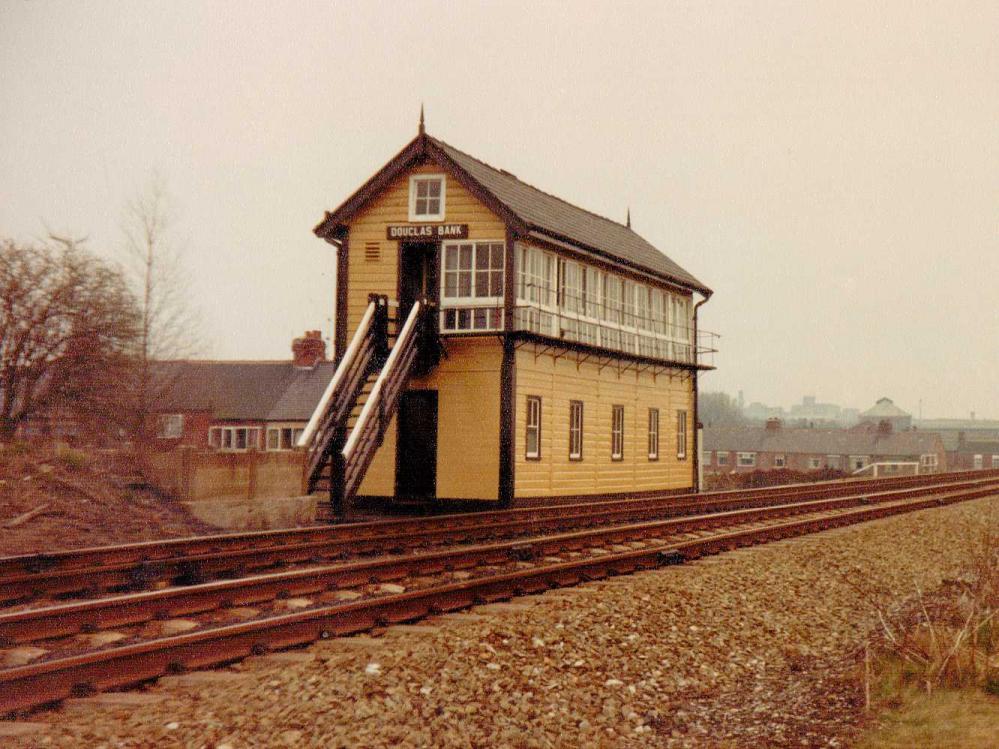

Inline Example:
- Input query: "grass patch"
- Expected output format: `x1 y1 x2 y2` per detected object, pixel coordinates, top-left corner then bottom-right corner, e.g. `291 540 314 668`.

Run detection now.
855 687 999 749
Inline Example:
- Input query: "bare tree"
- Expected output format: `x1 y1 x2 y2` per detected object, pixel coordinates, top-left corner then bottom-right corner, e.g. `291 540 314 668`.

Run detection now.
0 238 140 442
120 175 200 441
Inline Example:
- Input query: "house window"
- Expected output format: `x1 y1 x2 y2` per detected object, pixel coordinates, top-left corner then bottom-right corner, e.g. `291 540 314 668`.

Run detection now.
611 405 625 460
973 454 983 469
569 400 584 460
919 454 938 470
158 414 184 439
704 450 712 466
717 451 730 466
408 174 445 221
209 426 261 452
849 455 869 471
773 454 786 468
441 241 504 332
809 457 822 469
648 408 659 460
676 410 688 460
267 427 305 451
992 455 999 468
525 396 541 459
827 455 841 469
737 452 756 467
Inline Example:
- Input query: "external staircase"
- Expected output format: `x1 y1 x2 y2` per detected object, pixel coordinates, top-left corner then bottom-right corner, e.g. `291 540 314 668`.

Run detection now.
299 294 430 520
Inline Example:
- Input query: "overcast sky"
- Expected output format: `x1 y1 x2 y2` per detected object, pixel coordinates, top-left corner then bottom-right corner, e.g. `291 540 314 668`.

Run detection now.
2 1 997 418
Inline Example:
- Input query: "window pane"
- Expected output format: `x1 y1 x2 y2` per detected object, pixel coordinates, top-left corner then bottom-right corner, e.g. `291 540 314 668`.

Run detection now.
417 180 429 198
459 245 473 269
490 270 503 297
475 246 489 270
426 197 440 215
490 244 503 268
445 246 458 270
444 273 458 297
458 270 471 297
236 429 247 449
415 198 428 214
267 429 278 450
428 180 441 198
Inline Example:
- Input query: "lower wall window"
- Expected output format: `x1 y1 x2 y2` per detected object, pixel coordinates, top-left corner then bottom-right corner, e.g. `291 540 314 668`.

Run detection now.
569 400 583 460
676 410 687 460
737 451 756 467
209 426 261 451
525 396 542 459
267 427 305 451
648 408 659 460
611 405 624 460
158 414 184 439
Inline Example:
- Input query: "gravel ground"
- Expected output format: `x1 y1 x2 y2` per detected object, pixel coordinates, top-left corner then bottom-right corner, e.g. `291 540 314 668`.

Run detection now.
10 495 998 748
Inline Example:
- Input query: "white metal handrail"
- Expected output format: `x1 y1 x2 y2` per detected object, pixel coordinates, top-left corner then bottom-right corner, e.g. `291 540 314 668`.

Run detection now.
342 300 422 460
297 301 377 449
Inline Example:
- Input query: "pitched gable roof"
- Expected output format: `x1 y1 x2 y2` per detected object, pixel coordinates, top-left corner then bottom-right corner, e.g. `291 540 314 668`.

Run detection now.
315 132 710 295
152 361 337 422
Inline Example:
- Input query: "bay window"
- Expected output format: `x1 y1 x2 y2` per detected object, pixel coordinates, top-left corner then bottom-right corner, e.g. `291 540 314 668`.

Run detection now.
441 241 504 332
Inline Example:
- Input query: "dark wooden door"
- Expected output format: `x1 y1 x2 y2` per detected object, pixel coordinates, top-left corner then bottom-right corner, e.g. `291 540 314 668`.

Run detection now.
395 390 438 500
398 242 437 320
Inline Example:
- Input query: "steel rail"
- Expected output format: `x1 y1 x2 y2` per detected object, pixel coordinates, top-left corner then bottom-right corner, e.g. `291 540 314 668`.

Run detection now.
3 473 993 603
1 483 995 715
7 478 994 645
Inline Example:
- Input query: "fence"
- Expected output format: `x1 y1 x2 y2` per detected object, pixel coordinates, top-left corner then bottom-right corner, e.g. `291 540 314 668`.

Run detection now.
146 447 307 503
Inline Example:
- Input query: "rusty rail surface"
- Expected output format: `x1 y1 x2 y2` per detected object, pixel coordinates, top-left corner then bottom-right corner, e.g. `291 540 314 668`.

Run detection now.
1 479 997 715
3 470 993 605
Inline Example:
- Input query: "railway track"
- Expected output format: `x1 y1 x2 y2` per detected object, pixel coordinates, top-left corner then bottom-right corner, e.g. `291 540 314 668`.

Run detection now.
2 469 993 604
2 474 997 715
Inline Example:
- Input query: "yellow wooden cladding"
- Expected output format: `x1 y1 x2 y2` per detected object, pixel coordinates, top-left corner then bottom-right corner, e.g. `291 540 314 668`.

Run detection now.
357 338 502 500
344 162 506 334
514 346 695 498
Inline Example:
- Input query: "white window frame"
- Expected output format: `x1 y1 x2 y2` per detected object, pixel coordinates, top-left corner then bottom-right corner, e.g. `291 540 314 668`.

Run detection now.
209 426 261 452
569 400 584 460
266 426 304 451
676 410 688 460
849 455 869 471
773 454 786 468
408 174 445 222
440 240 505 332
919 453 938 468
158 414 184 439
973 454 983 469
525 396 541 459
611 405 625 460
737 452 756 467
648 408 659 460
992 455 999 468
826 454 841 469
716 451 730 466
809 456 822 470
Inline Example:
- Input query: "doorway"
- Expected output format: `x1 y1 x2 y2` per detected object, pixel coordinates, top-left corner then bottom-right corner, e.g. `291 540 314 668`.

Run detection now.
395 390 438 500
398 241 438 321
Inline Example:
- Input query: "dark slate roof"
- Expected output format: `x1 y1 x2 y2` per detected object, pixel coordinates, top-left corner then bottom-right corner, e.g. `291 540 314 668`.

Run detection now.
152 361 337 421
703 425 943 457
429 136 709 294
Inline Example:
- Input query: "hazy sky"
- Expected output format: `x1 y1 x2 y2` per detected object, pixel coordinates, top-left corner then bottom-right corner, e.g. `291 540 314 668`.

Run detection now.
2 1 997 418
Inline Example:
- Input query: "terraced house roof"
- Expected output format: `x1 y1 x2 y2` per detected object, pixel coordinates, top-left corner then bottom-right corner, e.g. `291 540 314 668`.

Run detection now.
315 130 711 295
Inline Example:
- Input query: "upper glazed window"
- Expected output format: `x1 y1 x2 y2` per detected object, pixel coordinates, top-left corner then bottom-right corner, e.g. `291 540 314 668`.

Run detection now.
409 174 445 221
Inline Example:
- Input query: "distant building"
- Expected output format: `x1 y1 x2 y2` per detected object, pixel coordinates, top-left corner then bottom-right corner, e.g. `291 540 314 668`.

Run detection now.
703 418 945 475
859 397 912 432
150 331 335 452
742 395 858 427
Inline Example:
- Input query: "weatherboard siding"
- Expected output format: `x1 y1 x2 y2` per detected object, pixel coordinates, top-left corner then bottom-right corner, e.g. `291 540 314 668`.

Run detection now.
344 162 506 335
514 348 695 498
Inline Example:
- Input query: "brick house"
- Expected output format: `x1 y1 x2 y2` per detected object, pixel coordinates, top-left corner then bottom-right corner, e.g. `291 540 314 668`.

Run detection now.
703 418 946 475
150 331 336 452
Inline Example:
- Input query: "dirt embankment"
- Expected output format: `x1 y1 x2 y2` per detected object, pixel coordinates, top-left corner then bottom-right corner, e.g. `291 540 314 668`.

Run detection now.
0 444 217 556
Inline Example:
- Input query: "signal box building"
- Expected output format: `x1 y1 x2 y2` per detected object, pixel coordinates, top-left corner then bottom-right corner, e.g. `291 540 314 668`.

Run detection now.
302 119 715 512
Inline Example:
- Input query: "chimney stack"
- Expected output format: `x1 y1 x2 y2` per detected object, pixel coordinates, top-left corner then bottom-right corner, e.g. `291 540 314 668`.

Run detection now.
292 330 326 368
765 417 782 432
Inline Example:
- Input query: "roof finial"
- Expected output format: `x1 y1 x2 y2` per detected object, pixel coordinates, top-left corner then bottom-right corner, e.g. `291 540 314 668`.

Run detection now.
626 207 631 229
419 103 425 135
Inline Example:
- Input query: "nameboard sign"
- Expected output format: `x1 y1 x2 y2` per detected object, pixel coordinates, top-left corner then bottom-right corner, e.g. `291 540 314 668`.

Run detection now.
386 224 469 241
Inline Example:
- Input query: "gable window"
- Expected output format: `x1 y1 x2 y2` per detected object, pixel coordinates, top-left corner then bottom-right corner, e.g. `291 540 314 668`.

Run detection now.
408 174 445 221
267 427 305 451
209 426 261 452
569 400 584 460
611 405 625 460
158 414 184 439
525 396 541 459
648 408 659 460
676 410 688 460
737 452 756 467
